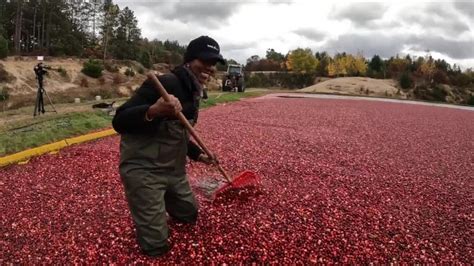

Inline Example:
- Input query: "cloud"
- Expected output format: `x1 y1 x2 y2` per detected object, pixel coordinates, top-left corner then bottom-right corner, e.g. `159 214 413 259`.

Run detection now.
293 28 326 42
160 1 246 28
409 35 474 60
331 3 388 26
321 34 403 58
221 41 259 52
119 0 245 29
453 1 474 20
117 1 474 67
321 33 474 60
400 3 471 36
267 0 294 4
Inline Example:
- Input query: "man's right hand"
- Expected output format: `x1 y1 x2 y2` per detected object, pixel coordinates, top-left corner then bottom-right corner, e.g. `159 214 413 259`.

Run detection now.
146 95 182 120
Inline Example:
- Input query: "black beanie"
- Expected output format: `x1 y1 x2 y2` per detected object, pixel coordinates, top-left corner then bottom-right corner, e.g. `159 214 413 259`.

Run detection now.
184 36 225 65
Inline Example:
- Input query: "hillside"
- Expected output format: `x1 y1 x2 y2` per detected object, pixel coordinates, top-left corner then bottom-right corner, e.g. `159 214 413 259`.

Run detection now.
299 76 472 105
299 77 407 98
0 57 150 109
0 57 225 110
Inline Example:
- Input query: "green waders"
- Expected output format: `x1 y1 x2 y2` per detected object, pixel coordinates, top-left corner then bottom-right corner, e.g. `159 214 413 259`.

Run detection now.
119 120 198 253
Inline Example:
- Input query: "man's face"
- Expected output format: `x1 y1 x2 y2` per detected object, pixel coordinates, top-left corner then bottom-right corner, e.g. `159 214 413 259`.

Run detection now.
188 58 217 85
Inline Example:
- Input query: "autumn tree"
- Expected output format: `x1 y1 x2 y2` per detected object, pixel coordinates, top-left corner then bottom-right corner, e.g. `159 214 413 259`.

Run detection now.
327 59 336 77
387 56 410 78
349 54 367 76
418 55 436 84
286 48 319 73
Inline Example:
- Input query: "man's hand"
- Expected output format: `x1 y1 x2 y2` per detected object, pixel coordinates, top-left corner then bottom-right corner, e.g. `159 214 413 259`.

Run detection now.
197 153 218 165
146 95 182 120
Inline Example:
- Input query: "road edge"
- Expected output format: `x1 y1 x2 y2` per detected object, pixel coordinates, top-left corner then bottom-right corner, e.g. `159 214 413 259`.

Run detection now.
0 129 117 168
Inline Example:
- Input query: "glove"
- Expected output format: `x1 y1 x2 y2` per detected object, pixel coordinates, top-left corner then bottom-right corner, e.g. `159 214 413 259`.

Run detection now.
197 153 218 165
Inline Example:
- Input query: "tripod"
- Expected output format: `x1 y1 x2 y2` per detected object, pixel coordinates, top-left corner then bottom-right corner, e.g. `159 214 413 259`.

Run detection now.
33 75 57 117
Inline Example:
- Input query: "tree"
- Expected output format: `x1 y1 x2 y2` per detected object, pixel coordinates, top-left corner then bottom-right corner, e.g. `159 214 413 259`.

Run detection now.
286 48 318 73
316 51 330 76
266 48 285 62
369 55 383 74
111 7 141 60
387 56 410 78
245 55 261 71
349 54 367 76
101 1 120 60
418 55 436 84
399 72 413 89
0 34 7 59
13 0 23 54
139 51 152 68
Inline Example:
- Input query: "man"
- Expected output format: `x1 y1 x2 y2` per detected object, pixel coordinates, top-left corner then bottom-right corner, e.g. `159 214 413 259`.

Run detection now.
112 36 225 256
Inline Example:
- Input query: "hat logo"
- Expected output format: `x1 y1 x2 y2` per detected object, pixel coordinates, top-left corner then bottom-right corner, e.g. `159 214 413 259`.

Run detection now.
207 44 219 51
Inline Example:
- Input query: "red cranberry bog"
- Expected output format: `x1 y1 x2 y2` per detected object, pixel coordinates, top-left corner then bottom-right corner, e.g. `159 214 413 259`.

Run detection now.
1 94 473 264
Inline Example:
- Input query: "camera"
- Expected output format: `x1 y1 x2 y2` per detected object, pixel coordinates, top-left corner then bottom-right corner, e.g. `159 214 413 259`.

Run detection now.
33 62 57 116
34 63 50 79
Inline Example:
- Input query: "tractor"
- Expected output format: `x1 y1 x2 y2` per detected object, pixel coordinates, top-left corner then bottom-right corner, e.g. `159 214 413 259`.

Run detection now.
222 64 245 92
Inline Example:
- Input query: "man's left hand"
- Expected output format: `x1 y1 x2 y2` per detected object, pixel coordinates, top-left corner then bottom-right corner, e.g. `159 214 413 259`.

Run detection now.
198 153 218 165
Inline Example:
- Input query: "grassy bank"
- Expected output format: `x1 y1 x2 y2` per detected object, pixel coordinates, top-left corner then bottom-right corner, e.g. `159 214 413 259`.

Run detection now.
0 112 113 156
0 91 265 156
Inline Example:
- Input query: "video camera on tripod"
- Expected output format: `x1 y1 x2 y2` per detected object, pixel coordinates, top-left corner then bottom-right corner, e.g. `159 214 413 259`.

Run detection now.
34 62 50 78
33 62 57 117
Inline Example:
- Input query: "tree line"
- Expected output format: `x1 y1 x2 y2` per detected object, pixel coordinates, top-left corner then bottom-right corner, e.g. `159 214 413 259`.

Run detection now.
0 0 186 67
245 48 473 89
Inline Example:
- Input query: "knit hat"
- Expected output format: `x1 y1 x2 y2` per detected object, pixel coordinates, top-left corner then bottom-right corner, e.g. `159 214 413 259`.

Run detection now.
184 36 225 65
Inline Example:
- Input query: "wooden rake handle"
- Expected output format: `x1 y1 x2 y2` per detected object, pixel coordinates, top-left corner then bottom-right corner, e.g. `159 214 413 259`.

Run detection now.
147 72 232 183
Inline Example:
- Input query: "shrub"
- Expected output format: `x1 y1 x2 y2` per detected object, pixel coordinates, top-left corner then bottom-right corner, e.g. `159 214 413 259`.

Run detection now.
125 68 135 77
81 59 103 78
80 77 89 87
113 73 126 84
139 52 152 69
98 76 106 85
57 67 68 78
467 95 474 106
0 35 7 59
431 85 447 102
245 72 316 89
0 86 9 101
399 72 413 90
0 65 11 82
104 61 119 73
433 69 449 85
450 72 472 87
413 85 447 102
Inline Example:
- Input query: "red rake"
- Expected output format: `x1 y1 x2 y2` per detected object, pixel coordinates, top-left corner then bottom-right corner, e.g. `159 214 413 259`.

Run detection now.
147 73 261 197
213 170 260 195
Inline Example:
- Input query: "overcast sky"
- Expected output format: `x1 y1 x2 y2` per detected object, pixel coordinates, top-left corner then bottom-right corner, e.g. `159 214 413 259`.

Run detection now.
115 0 474 69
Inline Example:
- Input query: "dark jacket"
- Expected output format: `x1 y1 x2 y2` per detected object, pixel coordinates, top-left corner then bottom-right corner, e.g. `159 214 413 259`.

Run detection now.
112 65 203 161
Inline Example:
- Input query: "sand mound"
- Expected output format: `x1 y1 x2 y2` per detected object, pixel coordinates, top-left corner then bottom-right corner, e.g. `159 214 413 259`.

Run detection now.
300 77 405 98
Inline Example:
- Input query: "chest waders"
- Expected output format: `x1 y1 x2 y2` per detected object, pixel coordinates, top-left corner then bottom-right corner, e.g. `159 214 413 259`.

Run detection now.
119 119 198 253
